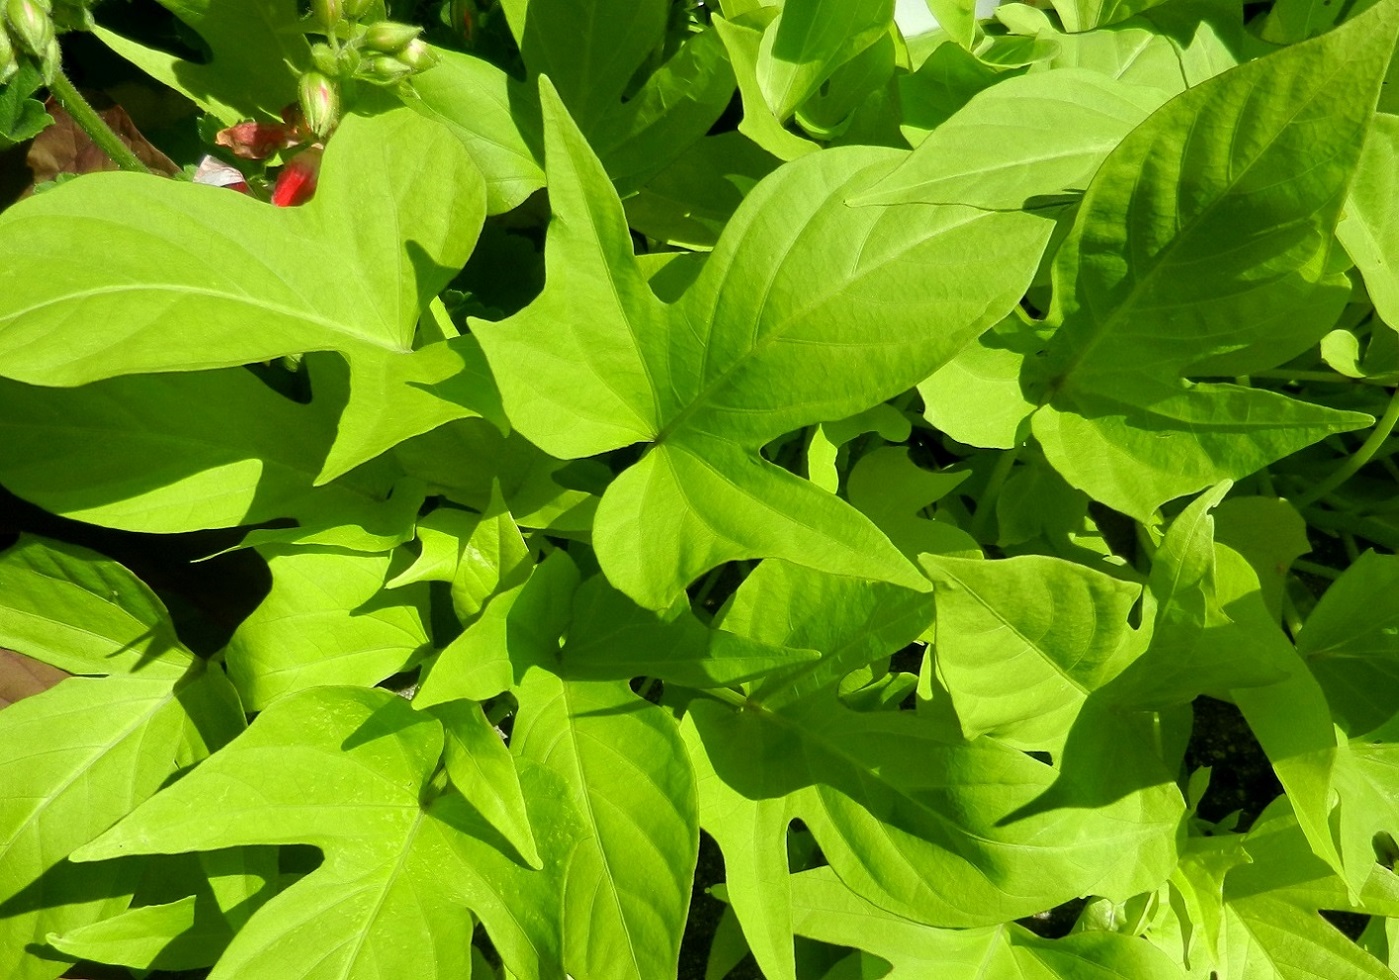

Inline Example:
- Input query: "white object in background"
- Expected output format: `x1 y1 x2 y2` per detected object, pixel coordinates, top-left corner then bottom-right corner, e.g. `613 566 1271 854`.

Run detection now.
894 0 1003 34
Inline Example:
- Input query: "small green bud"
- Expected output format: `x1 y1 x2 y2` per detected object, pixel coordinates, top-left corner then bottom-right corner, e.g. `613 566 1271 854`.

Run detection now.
342 0 371 19
364 53 412 83
0 27 17 85
310 41 339 76
4 0 53 57
298 71 340 139
311 0 341 28
361 19 419 53
395 37 438 73
336 43 361 76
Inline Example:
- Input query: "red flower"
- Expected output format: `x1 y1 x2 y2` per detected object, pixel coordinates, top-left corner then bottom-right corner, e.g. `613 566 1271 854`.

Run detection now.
271 147 323 207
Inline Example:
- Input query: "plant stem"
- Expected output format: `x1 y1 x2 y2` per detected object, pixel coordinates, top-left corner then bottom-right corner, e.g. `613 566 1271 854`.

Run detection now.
1293 384 1399 507
1292 559 1341 581
47 66 152 175
969 445 1019 541
1303 507 1399 551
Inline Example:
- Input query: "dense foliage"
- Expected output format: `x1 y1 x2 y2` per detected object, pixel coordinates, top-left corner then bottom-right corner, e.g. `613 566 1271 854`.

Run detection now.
2 0 1399 977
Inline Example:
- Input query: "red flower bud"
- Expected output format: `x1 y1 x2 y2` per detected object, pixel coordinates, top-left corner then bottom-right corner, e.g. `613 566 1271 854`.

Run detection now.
271 147 322 207
215 119 305 160
297 71 340 139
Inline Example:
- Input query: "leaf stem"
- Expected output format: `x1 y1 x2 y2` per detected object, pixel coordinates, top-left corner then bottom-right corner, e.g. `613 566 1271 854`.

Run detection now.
1293 384 1399 508
1292 559 1341 581
47 66 152 175
969 445 1019 541
1302 507 1399 551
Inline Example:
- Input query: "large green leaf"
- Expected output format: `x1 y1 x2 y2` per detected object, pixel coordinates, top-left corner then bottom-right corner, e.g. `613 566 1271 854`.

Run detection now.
1022 7 1397 521
411 49 546 215
0 367 397 533
512 668 699 980
1337 113 1399 333
500 0 670 132
224 547 431 710
474 80 1052 608
72 687 582 980
0 672 216 979
857 68 1169 210
94 0 307 123
788 865 1190 978
1297 551 1399 740
0 536 191 678
756 0 893 120
0 109 488 486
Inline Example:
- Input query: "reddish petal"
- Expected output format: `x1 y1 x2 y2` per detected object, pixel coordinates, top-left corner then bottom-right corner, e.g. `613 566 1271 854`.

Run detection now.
271 147 323 207
216 120 303 160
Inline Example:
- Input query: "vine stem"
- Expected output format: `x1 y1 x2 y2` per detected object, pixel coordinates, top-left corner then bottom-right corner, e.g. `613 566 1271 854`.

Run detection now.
1293 384 1399 508
47 66 152 175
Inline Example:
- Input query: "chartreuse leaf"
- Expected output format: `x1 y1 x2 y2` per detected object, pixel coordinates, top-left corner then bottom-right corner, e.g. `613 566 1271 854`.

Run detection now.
1023 6 1398 521
1338 113 1399 333
1297 551 1399 740
500 0 669 133
683 564 1179 976
412 49 546 215
756 0 893 120
921 552 1142 750
1213 495 1310 624
430 699 542 870
93 0 306 122
846 447 981 559
475 80 1051 609
224 547 431 710
0 108 489 484
71 687 583 980
787 865 1189 978
558 574 817 687
857 68 1169 211
591 26 739 194
415 549 580 707
0 368 397 534
0 535 191 678
46 895 227 973
1213 802 1399 980
511 662 699 978
714 11 822 161
0 663 240 979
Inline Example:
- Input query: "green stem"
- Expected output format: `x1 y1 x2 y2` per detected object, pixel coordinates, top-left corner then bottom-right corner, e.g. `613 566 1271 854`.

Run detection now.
47 66 151 175
1293 384 1399 508
1292 559 1341 581
1303 507 1399 551
969 445 1020 541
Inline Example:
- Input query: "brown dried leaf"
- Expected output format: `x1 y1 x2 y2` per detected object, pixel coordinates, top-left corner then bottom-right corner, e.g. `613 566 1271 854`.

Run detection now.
0 648 69 709
23 94 179 193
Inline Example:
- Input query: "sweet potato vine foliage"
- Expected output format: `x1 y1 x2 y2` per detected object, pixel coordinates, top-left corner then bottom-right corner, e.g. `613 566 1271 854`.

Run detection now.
5 0 1399 976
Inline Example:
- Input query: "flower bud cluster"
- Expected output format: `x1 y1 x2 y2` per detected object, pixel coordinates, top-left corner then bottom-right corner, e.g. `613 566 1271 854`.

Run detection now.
294 0 441 139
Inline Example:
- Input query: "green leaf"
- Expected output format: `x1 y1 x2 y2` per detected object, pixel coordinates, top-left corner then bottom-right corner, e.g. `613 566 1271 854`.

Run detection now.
0 109 486 484
592 26 738 193
0 368 399 534
475 80 1051 607
411 49 546 215
93 0 307 123
0 674 193 978
1212 495 1310 623
846 447 981 560
756 0 894 120
1049 0 1172 32
0 64 51 150
788 865 1190 978
500 0 670 132
47 894 233 972
1297 551 1399 740
415 549 580 707
857 68 1169 211
512 668 699 980
1338 113 1399 332
921 552 1142 749
71 687 579 980
0 535 191 678
431 699 542 869
1025 6 1398 520
224 547 431 711
559 573 818 688
713 12 822 161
